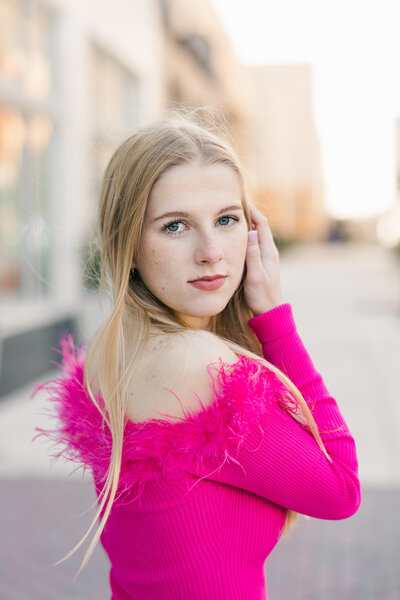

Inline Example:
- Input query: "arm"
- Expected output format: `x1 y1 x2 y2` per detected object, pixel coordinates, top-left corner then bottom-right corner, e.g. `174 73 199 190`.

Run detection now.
186 304 361 520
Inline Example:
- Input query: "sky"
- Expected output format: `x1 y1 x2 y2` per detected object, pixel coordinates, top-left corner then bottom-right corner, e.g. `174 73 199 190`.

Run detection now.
210 0 400 219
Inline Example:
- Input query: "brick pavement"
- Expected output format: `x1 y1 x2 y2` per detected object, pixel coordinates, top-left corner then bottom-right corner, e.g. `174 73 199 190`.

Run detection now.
1 479 399 599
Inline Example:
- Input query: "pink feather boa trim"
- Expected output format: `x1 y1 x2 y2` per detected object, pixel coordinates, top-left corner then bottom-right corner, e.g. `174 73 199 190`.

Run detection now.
32 332 292 506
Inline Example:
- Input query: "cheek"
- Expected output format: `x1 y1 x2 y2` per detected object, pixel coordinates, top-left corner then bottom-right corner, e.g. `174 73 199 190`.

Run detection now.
143 239 178 275
230 226 248 258
145 248 162 272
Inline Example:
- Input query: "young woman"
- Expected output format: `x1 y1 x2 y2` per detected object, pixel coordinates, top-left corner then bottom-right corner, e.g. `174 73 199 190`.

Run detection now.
35 113 361 599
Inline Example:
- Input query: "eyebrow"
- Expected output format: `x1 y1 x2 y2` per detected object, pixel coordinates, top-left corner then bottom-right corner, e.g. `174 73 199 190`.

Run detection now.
152 204 243 223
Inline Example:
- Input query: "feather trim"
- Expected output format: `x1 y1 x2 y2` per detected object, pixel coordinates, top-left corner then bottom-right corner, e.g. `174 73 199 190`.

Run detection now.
32 332 291 506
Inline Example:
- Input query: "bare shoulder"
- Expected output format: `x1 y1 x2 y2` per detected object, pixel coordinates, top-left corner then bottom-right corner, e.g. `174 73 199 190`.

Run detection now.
165 328 238 364
153 329 239 381
126 330 239 423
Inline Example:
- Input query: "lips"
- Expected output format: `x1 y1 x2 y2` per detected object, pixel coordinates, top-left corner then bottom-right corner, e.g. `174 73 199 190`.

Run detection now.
189 277 226 291
188 275 226 282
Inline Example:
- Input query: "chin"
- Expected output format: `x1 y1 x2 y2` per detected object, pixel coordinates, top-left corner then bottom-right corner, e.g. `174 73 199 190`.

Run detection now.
194 299 231 317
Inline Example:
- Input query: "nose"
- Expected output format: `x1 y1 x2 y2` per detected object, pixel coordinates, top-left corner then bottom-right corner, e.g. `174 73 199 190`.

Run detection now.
194 232 224 264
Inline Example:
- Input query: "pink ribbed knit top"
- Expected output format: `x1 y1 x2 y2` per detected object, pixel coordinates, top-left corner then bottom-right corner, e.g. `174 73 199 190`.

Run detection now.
35 303 361 599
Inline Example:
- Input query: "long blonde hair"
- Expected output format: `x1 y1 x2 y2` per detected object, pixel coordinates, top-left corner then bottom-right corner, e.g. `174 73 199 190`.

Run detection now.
63 109 330 576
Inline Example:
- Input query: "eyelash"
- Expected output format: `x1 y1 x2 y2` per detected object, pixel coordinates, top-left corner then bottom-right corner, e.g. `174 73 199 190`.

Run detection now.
162 215 240 236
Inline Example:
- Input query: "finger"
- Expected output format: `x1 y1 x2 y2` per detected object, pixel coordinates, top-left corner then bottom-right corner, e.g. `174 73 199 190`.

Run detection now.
246 230 265 280
248 204 279 259
246 229 262 262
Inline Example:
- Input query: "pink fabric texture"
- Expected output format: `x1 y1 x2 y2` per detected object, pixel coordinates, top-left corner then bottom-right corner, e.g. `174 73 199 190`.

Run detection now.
33 303 361 599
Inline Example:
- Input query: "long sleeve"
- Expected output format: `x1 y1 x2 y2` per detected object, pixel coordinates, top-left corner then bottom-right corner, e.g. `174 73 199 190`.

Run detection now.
185 303 361 520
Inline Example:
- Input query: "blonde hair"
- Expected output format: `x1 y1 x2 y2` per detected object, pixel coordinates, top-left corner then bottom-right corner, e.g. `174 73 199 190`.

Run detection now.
62 108 330 576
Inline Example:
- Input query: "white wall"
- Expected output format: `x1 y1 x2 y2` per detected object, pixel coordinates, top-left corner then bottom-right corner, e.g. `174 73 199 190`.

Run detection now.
4 0 164 336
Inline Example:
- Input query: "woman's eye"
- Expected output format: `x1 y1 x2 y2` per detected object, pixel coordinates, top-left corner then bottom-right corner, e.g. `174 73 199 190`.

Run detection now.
218 216 237 226
162 215 240 236
163 220 186 235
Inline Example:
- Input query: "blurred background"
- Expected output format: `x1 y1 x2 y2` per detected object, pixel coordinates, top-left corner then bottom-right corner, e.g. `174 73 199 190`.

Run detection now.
0 0 399 598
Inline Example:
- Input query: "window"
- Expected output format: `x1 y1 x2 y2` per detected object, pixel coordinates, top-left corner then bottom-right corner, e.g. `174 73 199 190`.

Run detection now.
0 0 55 298
83 45 141 289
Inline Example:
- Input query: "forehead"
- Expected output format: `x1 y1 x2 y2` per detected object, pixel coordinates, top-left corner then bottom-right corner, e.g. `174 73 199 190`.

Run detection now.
147 161 242 211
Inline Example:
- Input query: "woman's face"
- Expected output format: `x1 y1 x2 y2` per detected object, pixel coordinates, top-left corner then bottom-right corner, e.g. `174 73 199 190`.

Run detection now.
133 160 249 330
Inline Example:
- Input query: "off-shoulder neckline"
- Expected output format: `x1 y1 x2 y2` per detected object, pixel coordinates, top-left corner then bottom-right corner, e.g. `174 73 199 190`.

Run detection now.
39 332 288 432
33 332 292 505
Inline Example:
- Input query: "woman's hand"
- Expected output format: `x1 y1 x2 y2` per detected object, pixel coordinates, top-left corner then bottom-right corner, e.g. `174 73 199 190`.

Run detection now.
243 203 285 316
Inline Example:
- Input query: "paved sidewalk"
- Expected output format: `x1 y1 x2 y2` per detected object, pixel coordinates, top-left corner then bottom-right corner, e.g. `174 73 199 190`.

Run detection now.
1 240 400 599
0 479 398 600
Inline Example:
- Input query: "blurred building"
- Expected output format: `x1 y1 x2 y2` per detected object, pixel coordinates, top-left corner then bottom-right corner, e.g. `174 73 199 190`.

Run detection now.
376 117 400 248
0 0 165 395
245 64 329 242
0 0 249 395
160 0 249 162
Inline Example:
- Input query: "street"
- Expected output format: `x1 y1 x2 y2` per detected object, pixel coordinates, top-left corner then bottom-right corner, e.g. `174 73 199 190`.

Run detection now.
1 240 399 599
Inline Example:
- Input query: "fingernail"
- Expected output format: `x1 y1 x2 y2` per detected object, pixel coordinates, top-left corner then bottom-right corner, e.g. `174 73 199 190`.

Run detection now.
248 230 258 243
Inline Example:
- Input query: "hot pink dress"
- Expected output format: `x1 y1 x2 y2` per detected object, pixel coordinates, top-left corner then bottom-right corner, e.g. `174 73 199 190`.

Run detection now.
34 303 360 599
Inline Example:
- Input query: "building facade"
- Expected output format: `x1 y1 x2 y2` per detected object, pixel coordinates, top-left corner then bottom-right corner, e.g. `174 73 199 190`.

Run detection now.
159 0 249 162
0 0 165 394
245 64 329 242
